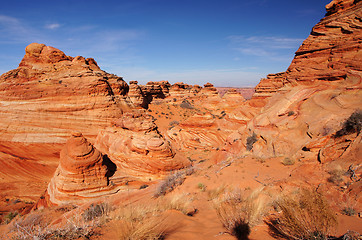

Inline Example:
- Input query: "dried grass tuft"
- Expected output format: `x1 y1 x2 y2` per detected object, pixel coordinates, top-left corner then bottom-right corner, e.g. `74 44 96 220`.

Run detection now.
269 188 337 240
214 188 267 239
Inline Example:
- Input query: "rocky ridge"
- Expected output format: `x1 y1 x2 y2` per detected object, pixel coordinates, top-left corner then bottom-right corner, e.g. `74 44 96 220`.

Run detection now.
254 0 362 98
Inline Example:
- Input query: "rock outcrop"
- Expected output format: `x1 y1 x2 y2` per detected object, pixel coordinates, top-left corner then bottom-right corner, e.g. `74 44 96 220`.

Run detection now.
253 72 287 98
254 0 362 98
128 81 147 109
47 132 118 205
0 43 132 143
236 1 362 161
95 112 191 181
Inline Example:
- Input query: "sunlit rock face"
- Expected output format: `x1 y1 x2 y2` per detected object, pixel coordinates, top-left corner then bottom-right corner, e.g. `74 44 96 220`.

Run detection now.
95 112 191 181
254 0 362 98
0 43 132 143
231 1 362 161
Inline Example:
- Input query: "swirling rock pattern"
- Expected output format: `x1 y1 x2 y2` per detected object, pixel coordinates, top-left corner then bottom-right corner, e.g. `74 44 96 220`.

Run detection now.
95 112 191 182
0 43 132 143
47 133 118 205
254 0 362 97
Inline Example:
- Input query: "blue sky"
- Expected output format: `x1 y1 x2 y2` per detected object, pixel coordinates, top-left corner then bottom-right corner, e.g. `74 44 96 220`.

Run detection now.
0 0 330 87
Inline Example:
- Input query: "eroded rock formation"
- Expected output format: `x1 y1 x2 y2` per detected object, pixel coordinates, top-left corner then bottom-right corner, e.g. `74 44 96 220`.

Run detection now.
0 43 132 143
254 0 362 97
235 0 362 161
47 132 118 205
95 112 191 181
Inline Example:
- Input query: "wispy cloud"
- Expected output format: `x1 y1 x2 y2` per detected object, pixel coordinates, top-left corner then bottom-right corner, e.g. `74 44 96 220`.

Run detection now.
45 23 61 30
227 35 304 60
116 67 265 87
0 14 46 44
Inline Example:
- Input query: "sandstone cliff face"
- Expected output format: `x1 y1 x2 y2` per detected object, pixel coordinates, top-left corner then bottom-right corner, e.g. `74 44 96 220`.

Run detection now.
254 0 362 98
0 43 132 143
236 0 362 162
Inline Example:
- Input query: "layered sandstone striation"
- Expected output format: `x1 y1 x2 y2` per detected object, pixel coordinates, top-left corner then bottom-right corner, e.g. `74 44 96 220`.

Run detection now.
47 132 118 205
254 0 362 97
235 0 362 161
0 43 132 143
95 112 191 182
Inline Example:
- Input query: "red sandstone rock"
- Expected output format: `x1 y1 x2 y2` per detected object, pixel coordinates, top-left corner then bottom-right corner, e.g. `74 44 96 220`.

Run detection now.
47 133 118 205
95 111 191 181
0 43 132 143
254 0 362 98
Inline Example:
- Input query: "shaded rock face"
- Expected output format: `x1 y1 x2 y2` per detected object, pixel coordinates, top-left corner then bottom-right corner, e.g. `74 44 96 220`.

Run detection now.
254 0 362 97
95 112 191 181
47 133 118 205
0 43 132 142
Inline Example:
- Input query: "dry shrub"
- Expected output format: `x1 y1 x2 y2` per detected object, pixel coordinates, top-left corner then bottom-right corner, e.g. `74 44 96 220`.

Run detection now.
341 230 361 240
113 204 168 240
113 193 193 239
207 184 228 201
159 193 193 215
327 166 345 185
246 132 257 151
180 99 194 109
282 157 295 166
154 166 195 197
3 211 18 224
8 211 97 239
214 188 267 240
270 188 337 240
82 202 111 221
334 110 362 138
341 193 358 217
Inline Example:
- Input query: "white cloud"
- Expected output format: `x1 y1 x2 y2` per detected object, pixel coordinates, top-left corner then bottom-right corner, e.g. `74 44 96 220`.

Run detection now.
45 23 61 30
227 35 304 59
0 14 45 44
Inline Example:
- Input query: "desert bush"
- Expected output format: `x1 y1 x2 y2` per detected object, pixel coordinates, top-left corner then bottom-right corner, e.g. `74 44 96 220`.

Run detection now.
113 204 169 240
246 132 257 151
282 157 295 166
158 193 194 215
169 120 179 129
10 213 96 240
207 185 227 201
111 192 193 240
82 202 110 221
180 99 194 109
197 183 206 192
269 188 337 240
288 111 295 116
342 207 356 216
3 211 18 224
341 230 361 240
327 167 345 185
154 166 194 197
154 171 185 197
214 188 267 240
334 110 362 138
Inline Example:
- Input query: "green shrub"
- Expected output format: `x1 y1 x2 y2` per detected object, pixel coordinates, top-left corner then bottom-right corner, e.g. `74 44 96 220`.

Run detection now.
282 157 295 166
334 110 362 138
4 211 18 224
